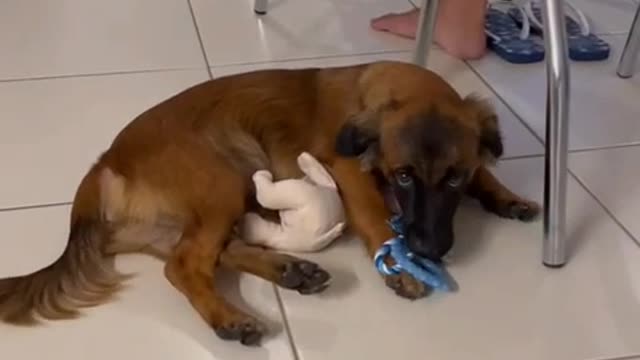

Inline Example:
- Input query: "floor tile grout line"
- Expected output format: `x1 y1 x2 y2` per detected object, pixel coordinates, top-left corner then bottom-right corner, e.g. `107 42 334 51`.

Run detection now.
569 142 640 153
570 168 640 248
272 285 301 360
0 202 71 213
208 49 414 71
186 0 213 80
0 67 206 84
0 51 418 84
593 355 640 360
462 60 640 250
501 153 544 160
505 143 640 158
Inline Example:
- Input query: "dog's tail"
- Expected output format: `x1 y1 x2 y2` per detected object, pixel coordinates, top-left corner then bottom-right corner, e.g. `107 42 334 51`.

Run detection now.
0 166 128 324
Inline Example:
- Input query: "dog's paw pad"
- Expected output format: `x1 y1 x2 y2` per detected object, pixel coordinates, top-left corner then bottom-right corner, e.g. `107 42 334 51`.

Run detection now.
384 272 429 300
507 200 540 222
280 260 331 295
215 318 266 346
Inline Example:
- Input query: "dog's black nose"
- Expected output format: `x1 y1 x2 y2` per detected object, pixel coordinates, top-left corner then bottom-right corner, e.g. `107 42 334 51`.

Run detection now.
419 248 447 262
406 232 451 262
406 235 437 261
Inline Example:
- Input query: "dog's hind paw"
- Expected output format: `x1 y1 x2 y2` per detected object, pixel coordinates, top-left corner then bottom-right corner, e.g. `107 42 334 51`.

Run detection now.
215 317 266 346
279 260 331 295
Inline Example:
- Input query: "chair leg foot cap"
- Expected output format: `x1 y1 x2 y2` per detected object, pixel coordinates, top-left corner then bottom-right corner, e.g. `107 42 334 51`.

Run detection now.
543 262 566 269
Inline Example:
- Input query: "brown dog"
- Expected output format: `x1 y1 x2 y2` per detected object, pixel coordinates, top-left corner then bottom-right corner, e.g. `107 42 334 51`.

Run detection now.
0 61 538 345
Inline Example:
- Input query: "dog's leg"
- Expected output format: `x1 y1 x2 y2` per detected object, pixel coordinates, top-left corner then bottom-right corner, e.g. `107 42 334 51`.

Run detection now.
467 166 540 221
219 240 331 295
329 158 428 299
164 219 266 346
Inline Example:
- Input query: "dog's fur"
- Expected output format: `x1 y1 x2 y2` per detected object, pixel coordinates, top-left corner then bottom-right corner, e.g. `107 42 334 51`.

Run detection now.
0 61 538 345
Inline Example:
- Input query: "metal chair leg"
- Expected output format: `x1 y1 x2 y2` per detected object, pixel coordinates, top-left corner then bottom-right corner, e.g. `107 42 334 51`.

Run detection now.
541 0 570 268
413 0 440 66
411 0 571 266
617 3 640 78
254 0 268 15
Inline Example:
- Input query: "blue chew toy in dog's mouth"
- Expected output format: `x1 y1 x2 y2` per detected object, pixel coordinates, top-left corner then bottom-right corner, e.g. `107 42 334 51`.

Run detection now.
373 215 456 292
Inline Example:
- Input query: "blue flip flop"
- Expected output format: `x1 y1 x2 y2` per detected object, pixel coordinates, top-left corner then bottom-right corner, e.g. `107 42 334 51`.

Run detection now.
508 2 610 61
485 7 545 64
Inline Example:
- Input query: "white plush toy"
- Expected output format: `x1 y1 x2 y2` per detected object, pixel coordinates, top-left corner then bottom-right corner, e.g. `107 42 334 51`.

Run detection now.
240 152 346 252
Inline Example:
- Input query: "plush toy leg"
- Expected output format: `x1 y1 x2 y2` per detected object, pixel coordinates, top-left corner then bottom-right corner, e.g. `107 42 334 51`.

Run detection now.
253 172 306 210
241 212 294 250
307 222 346 251
297 152 337 189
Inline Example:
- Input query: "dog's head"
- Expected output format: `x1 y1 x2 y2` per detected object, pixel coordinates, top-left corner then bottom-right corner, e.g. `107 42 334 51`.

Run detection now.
335 62 503 261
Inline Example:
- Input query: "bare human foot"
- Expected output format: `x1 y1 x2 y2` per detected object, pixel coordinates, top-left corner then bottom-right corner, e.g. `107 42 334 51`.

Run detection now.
370 8 421 39
370 1 488 60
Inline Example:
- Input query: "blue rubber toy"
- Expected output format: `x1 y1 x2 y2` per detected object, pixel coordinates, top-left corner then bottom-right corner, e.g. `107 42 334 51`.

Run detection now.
373 215 453 292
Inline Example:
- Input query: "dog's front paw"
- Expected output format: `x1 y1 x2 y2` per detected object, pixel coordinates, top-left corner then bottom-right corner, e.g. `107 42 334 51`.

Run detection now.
496 198 540 222
384 272 429 300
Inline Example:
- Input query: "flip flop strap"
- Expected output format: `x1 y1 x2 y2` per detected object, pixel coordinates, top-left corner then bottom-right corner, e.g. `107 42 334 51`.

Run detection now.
523 0 591 36
487 0 532 40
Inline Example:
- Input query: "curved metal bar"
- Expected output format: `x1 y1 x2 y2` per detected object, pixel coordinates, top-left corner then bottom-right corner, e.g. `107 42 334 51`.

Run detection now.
617 3 640 78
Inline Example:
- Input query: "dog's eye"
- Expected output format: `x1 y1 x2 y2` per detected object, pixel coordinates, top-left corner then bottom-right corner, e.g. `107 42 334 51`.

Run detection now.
394 168 413 187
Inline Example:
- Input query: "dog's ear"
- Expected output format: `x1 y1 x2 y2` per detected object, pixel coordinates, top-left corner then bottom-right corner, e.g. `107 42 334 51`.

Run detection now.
335 123 377 156
335 121 381 171
335 108 382 170
336 68 401 168
463 94 503 161
479 124 503 160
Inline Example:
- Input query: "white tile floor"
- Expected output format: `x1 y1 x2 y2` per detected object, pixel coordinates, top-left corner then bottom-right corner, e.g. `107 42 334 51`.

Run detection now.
0 0 639 359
